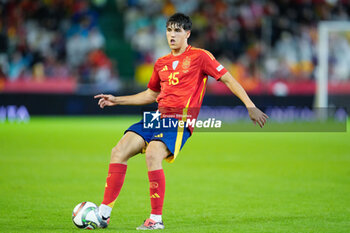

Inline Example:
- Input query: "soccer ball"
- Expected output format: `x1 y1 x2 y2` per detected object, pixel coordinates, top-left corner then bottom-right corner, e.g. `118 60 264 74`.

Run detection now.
72 201 102 229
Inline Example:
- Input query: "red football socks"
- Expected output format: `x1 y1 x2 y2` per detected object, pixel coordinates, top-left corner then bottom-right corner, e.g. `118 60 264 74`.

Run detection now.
148 169 166 215
101 163 127 208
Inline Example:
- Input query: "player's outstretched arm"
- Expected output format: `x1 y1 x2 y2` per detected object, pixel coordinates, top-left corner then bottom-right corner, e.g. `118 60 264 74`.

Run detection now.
94 88 159 108
219 72 268 128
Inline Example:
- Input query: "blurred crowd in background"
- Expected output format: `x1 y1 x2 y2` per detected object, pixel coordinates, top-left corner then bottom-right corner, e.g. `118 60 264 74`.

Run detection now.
1 0 350 94
0 0 119 91
121 0 350 92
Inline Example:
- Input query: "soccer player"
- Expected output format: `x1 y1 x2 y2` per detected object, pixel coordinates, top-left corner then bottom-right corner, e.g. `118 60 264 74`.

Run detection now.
94 13 268 230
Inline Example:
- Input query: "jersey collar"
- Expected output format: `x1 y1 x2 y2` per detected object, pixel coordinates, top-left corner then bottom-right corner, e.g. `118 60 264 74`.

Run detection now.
171 45 191 57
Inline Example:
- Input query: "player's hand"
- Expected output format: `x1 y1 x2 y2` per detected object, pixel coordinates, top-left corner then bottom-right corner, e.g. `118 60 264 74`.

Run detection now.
247 107 268 128
94 94 118 108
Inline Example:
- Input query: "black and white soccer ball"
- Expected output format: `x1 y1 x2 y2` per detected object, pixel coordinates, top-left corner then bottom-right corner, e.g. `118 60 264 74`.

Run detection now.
72 201 102 229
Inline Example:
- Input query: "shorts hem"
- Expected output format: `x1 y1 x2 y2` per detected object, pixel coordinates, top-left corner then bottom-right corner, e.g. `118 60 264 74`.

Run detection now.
149 139 173 157
124 130 148 146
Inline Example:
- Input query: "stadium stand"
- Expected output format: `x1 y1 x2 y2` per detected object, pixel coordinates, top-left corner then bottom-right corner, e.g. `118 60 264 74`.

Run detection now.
1 0 350 95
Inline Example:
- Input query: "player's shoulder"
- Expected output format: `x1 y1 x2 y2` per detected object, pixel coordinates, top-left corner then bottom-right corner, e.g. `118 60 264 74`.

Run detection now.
189 47 215 60
156 53 172 63
154 53 172 69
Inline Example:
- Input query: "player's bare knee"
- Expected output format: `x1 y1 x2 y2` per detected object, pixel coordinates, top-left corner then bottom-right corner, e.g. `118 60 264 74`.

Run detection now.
145 150 157 163
145 144 166 169
145 149 160 165
110 145 127 163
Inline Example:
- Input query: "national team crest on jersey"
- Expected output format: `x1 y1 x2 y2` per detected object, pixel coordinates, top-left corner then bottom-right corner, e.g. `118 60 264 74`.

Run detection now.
172 61 179 70
182 56 191 73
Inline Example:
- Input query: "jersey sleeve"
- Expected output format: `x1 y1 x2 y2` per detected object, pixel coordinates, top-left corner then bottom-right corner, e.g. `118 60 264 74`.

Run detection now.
201 50 227 80
147 63 161 92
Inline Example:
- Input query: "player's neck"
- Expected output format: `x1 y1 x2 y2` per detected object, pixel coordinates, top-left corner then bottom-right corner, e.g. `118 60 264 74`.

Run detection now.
171 43 189 56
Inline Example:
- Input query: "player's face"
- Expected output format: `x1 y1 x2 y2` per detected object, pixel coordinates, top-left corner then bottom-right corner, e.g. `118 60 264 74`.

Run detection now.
166 24 190 50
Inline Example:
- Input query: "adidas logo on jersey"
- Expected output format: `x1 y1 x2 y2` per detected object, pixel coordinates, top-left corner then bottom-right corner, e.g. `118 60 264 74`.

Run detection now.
154 133 163 138
161 66 168 71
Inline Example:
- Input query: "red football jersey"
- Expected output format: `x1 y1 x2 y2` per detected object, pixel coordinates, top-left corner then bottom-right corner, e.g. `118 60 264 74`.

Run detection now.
147 45 227 132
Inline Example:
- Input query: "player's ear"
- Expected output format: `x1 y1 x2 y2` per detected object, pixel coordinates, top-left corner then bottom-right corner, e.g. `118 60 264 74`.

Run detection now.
186 30 191 39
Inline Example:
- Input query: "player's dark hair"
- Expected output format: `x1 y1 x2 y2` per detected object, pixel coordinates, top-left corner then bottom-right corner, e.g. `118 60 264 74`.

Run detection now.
166 13 192 31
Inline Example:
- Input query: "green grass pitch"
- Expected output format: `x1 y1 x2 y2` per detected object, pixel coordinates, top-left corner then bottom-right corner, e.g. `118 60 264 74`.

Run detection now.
0 116 349 233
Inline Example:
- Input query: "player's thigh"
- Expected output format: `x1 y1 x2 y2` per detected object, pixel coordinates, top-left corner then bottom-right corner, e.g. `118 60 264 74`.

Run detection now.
111 131 146 163
145 140 170 162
